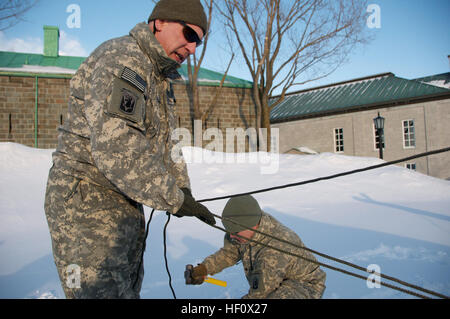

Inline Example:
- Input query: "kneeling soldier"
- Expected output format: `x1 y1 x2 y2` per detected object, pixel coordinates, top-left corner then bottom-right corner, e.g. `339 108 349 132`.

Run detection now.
186 195 326 299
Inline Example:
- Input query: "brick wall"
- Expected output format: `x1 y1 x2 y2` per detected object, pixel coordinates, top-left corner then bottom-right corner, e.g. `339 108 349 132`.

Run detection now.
0 74 257 150
173 84 258 152
0 76 37 147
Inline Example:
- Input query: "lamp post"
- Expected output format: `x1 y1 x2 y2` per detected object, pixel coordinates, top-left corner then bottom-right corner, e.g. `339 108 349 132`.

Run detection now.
373 112 385 159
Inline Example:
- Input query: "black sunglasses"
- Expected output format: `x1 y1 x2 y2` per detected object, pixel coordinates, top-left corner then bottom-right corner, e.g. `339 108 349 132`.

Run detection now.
178 21 203 47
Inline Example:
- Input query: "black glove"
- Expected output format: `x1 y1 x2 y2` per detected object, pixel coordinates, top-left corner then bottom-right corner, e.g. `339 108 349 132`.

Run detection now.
175 188 216 226
185 264 207 285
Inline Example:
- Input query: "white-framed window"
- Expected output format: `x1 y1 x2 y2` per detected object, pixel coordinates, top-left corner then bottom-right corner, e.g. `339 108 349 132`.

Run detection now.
403 119 416 148
334 128 344 153
374 125 385 150
405 163 416 171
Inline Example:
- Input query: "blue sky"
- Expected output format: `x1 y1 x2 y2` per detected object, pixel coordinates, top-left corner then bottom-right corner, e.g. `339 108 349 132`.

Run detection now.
1 0 449 90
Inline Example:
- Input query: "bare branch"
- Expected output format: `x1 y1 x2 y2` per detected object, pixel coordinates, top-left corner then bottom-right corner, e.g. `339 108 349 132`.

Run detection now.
216 0 371 148
185 0 240 137
0 0 38 31
202 53 235 122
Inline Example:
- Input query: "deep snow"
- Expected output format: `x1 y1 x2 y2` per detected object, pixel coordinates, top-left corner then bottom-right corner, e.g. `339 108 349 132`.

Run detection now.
0 142 449 299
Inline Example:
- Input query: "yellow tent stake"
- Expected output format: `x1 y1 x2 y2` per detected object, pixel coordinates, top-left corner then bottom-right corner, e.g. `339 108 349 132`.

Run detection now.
204 277 227 287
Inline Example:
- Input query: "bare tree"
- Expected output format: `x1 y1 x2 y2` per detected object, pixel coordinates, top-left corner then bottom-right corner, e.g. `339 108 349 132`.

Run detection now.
0 0 38 31
217 0 370 149
185 0 236 146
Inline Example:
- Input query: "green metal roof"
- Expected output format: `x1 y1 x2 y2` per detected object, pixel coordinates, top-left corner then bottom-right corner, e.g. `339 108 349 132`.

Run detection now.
270 73 450 123
0 50 253 88
177 64 253 88
0 51 85 70
414 72 450 89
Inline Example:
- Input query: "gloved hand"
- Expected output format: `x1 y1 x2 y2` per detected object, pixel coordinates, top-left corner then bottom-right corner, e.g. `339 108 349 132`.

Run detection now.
175 188 216 226
185 264 207 285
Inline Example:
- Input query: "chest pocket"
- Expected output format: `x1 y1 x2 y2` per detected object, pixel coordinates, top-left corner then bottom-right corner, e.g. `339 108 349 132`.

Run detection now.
166 82 176 107
145 81 162 139
146 79 177 141
165 82 177 131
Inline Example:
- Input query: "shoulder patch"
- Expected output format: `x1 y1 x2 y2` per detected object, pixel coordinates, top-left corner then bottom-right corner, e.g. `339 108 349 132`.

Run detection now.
106 77 146 131
121 67 147 93
119 87 138 115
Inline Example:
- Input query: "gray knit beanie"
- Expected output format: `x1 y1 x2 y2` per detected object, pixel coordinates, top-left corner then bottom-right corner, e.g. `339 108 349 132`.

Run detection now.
222 195 263 234
148 0 208 34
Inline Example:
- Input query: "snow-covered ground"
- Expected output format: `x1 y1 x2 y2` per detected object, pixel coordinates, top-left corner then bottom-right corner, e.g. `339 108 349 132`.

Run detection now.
0 142 449 299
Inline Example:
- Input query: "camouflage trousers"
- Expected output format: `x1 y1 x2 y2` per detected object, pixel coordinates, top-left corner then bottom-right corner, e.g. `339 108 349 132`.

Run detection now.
44 166 146 299
266 279 325 299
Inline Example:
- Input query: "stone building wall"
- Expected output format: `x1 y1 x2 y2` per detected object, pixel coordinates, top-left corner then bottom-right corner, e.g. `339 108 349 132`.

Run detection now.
271 99 450 180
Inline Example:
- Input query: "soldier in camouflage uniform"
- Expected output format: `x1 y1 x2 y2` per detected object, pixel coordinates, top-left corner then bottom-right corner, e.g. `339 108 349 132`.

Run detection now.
186 195 326 299
44 0 215 299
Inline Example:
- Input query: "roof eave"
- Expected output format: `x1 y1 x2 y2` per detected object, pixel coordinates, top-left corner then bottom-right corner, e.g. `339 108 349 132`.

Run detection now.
0 70 74 79
270 72 395 99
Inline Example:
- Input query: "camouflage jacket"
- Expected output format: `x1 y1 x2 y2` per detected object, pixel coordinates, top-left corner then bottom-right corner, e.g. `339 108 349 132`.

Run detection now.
202 213 326 298
52 22 190 213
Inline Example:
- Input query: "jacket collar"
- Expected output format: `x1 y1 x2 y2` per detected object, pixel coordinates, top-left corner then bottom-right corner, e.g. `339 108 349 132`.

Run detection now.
129 22 181 79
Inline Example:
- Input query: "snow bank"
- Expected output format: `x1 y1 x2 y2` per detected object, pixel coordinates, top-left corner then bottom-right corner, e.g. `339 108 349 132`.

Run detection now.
1 142 449 299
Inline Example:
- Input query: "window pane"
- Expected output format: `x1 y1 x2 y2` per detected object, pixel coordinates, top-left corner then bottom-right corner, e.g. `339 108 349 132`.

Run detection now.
335 128 344 152
402 119 415 148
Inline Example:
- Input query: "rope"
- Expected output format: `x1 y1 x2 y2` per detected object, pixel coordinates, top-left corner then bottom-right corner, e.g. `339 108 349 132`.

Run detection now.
196 147 450 299
210 223 434 299
214 214 449 299
198 147 450 203
133 208 155 290
137 209 177 299
148 147 450 298
163 212 177 299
